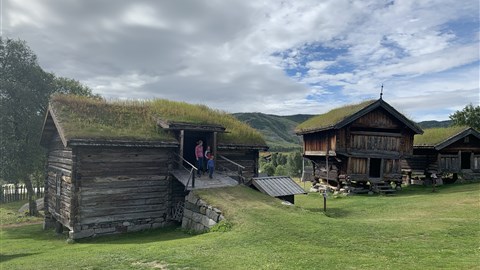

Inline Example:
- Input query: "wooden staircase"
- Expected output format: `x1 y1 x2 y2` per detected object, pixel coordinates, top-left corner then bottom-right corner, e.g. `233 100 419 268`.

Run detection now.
371 182 396 194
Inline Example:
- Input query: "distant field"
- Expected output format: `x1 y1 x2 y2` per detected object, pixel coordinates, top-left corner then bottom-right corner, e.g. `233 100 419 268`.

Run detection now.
1 183 479 269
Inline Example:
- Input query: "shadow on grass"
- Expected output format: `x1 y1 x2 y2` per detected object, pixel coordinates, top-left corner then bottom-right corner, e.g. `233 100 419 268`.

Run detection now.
3 224 194 245
0 253 39 263
74 225 194 245
303 207 351 218
393 182 480 197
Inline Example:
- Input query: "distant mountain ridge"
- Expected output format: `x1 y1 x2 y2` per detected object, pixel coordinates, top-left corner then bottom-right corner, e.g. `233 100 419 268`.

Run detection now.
232 113 453 152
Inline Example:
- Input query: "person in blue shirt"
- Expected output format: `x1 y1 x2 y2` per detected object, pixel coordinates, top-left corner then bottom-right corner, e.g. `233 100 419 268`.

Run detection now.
207 155 215 179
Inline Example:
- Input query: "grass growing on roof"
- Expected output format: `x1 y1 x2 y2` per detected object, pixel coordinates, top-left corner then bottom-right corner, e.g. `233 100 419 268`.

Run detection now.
150 99 265 145
51 95 174 141
50 95 265 145
296 99 376 132
414 126 470 146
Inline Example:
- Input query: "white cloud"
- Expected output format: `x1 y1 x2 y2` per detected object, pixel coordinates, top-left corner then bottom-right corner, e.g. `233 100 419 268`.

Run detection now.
3 0 479 121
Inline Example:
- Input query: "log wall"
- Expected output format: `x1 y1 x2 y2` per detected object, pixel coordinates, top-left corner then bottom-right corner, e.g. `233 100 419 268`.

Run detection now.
216 149 259 179
303 131 336 153
45 132 74 229
70 146 181 239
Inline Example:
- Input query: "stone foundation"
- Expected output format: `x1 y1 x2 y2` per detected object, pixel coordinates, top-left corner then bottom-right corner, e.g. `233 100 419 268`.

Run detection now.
182 192 224 233
69 217 172 239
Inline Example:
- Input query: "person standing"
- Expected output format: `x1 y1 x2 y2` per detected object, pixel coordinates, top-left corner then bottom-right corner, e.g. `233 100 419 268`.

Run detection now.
195 140 204 177
207 155 215 179
204 146 212 174
205 146 212 160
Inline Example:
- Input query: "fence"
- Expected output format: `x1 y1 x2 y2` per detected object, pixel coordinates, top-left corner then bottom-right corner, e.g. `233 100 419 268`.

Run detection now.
0 184 45 203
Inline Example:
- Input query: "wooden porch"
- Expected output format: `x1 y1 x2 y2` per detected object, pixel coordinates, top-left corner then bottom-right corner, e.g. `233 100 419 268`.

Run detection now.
170 169 239 190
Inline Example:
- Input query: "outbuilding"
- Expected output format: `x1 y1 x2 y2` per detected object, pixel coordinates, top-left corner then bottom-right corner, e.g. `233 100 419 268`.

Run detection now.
40 95 267 239
296 98 423 192
403 126 480 182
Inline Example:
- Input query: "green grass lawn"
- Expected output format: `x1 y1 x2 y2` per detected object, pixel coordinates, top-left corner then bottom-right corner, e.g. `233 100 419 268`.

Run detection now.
0 200 43 227
1 183 479 269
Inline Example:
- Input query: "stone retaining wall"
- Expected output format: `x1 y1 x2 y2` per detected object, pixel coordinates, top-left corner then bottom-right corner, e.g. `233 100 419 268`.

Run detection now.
182 192 224 233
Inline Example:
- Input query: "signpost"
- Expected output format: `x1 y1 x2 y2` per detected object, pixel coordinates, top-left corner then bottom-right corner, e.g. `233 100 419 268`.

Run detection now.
323 189 327 212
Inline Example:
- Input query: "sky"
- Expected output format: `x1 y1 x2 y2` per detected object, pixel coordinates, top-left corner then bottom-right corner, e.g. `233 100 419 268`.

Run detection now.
2 0 479 121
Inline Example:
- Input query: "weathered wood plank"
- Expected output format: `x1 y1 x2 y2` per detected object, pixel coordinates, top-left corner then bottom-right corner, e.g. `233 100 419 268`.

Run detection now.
79 185 168 196
78 168 168 178
80 204 167 217
80 191 168 202
79 210 168 225
81 175 168 184
81 198 167 208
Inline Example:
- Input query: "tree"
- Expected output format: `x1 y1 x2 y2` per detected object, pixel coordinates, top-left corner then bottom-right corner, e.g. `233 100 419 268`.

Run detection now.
0 37 96 215
449 104 480 129
287 151 303 177
274 164 288 176
261 162 275 176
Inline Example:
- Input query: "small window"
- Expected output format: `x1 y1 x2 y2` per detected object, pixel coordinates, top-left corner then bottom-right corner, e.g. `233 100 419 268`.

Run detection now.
56 173 62 196
464 136 469 143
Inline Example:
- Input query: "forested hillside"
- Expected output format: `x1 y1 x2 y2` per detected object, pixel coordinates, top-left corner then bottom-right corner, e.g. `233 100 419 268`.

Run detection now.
232 113 313 151
233 113 453 152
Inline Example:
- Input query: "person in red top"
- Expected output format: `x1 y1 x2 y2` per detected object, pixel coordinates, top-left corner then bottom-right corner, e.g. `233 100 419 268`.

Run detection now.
195 140 204 176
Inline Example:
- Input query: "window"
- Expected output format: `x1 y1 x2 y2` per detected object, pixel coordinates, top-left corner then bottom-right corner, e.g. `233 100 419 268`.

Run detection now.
55 173 62 196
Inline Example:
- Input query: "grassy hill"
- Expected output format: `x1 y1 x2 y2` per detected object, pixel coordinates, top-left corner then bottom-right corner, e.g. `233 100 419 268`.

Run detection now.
233 112 453 151
233 113 313 151
1 183 479 269
417 120 452 129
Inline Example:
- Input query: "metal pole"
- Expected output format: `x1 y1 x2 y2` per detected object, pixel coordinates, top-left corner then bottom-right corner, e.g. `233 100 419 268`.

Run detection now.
323 190 327 212
192 169 195 188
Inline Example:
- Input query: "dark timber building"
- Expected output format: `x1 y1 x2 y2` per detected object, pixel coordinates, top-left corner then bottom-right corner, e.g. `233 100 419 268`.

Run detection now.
296 98 423 192
40 95 267 239
403 126 480 182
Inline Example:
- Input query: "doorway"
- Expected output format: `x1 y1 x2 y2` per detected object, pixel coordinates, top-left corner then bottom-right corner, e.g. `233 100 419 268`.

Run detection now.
182 131 213 168
369 158 382 178
461 152 471 170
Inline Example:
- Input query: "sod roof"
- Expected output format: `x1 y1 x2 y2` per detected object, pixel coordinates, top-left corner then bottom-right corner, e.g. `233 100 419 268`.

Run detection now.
46 95 266 146
296 100 376 133
296 99 422 134
414 126 477 148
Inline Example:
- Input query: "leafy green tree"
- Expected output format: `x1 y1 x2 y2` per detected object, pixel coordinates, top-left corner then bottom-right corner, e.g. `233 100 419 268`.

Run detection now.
287 151 303 177
277 154 287 166
0 37 95 215
449 104 480 129
271 153 279 167
274 164 288 176
261 162 275 176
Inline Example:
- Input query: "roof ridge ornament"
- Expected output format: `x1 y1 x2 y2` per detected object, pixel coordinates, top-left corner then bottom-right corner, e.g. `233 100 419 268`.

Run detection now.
380 84 383 100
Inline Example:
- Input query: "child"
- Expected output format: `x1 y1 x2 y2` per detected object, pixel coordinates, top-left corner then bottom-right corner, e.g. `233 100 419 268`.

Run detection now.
207 155 215 179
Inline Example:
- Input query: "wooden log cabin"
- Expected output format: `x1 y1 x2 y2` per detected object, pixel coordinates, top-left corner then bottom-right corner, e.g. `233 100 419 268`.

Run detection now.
295 98 423 191
40 95 267 239
403 126 480 182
